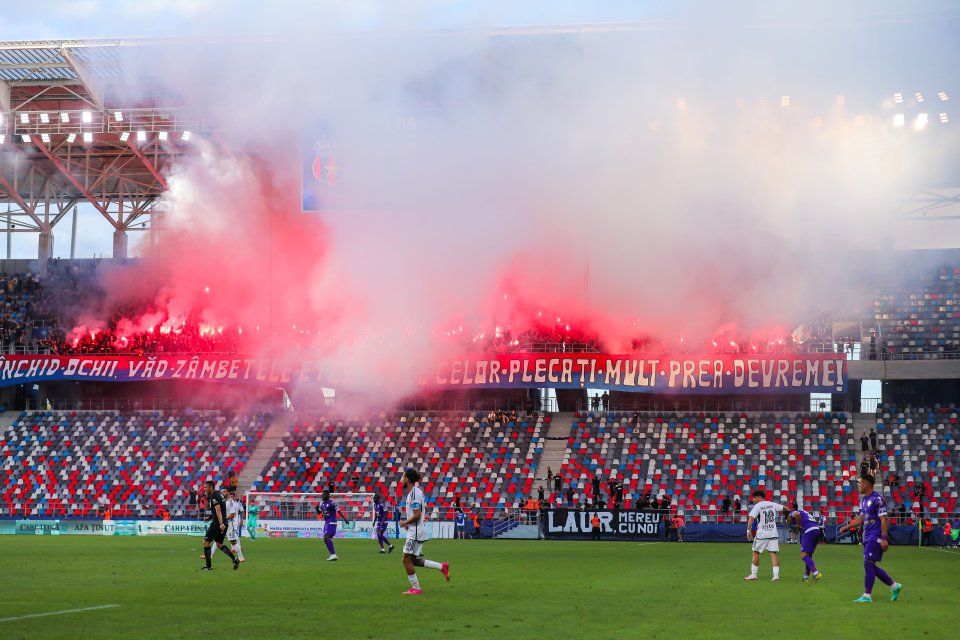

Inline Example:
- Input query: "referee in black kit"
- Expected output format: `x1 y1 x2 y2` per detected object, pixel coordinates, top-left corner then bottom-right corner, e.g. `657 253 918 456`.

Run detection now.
200 480 240 571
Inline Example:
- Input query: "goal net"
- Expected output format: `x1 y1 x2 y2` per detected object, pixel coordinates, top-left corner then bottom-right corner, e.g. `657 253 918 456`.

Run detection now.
246 492 378 539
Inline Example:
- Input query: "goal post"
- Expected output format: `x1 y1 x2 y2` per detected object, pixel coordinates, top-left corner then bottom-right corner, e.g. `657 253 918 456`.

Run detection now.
246 492 378 539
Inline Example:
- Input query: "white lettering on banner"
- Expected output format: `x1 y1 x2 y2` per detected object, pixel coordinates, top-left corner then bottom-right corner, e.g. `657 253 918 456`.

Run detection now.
0 353 847 391
545 510 662 538
200 360 217 378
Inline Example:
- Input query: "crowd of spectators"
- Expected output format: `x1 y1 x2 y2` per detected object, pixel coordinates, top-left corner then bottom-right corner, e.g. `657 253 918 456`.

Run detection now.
0 258 954 358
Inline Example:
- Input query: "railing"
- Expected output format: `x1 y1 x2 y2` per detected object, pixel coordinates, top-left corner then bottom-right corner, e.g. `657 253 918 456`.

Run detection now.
543 506 960 526
8 345 240 356
42 397 244 412
513 342 602 354
579 397 862 413
491 507 541 537
0 501 195 519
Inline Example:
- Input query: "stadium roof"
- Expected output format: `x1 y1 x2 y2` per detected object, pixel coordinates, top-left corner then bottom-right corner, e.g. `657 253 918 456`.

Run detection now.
0 39 207 248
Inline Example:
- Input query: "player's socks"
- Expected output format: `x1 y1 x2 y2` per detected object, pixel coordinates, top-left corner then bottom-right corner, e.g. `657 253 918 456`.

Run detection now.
802 555 817 574
874 565 894 587
220 546 237 562
864 560 878 593
203 546 212 569
233 541 244 561
325 538 336 555
750 563 759 577
423 559 443 570
407 573 421 590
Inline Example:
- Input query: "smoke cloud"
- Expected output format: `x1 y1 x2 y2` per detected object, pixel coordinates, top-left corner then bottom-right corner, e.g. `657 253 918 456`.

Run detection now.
33 1 960 403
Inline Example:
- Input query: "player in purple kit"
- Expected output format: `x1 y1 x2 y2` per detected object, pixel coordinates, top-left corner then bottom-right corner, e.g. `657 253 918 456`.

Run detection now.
316 489 350 561
372 494 394 554
839 473 903 603
787 507 823 583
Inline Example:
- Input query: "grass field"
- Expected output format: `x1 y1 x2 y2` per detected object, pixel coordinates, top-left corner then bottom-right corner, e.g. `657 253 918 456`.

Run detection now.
1 537 958 639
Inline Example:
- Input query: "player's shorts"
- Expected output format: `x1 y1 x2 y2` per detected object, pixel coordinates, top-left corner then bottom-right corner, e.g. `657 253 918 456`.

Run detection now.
376 522 388 534
800 528 821 554
403 536 425 557
752 537 779 553
323 522 337 538
863 538 884 562
455 523 465 532
205 522 226 544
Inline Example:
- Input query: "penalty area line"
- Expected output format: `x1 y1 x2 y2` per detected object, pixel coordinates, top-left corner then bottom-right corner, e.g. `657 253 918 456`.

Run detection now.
637 542 662 547
0 604 120 623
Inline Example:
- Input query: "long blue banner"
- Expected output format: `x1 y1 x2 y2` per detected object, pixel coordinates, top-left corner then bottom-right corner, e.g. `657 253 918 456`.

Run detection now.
0 353 846 394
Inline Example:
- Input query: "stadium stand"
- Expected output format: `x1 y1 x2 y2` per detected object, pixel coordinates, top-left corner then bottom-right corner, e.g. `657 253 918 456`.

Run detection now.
250 411 546 517
556 411 862 522
0 410 267 518
872 405 958 518
865 265 960 359
1 404 956 525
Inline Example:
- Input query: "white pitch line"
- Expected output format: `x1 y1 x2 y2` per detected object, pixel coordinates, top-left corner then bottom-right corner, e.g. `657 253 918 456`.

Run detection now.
637 542 662 547
0 604 119 623
918 546 960 556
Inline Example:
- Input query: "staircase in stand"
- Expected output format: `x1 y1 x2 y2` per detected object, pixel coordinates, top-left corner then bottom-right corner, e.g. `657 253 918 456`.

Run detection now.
237 411 298 493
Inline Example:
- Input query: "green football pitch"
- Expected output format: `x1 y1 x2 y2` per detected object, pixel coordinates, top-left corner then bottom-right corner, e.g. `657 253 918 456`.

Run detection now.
1 537 957 639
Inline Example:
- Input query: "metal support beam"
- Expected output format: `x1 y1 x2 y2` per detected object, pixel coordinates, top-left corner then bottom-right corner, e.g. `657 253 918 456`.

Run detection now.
0 78 10 111
30 135 119 229
126 140 168 190
0 174 48 232
62 48 104 111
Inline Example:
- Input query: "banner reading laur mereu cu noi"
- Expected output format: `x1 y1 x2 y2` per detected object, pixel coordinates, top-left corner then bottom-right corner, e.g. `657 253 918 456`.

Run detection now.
544 509 664 541
424 353 847 394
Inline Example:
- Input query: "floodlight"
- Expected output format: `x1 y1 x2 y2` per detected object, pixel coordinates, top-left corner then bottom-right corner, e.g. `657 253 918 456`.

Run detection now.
119 131 129 141
83 132 93 143
82 111 92 123
67 133 77 143
893 114 905 127
39 113 49 124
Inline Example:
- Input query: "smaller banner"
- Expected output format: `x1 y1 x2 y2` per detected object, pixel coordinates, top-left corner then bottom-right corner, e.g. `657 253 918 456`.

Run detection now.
135 520 207 536
543 509 663 541
256 520 453 539
15 519 60 535
258 519 374 539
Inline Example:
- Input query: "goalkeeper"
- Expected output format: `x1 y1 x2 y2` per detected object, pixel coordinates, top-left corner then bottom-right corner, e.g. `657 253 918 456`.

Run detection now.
246 503 260 540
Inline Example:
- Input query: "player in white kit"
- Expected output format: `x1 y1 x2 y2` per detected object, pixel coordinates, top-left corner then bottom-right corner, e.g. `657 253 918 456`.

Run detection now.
226 488 245 562
744 489 786 582
398 469 450 595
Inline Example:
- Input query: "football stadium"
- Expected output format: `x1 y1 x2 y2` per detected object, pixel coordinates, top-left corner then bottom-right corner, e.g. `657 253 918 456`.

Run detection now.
1 2 959 639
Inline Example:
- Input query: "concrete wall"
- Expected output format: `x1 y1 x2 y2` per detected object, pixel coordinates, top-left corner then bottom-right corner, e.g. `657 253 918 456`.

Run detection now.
849 359 960 380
